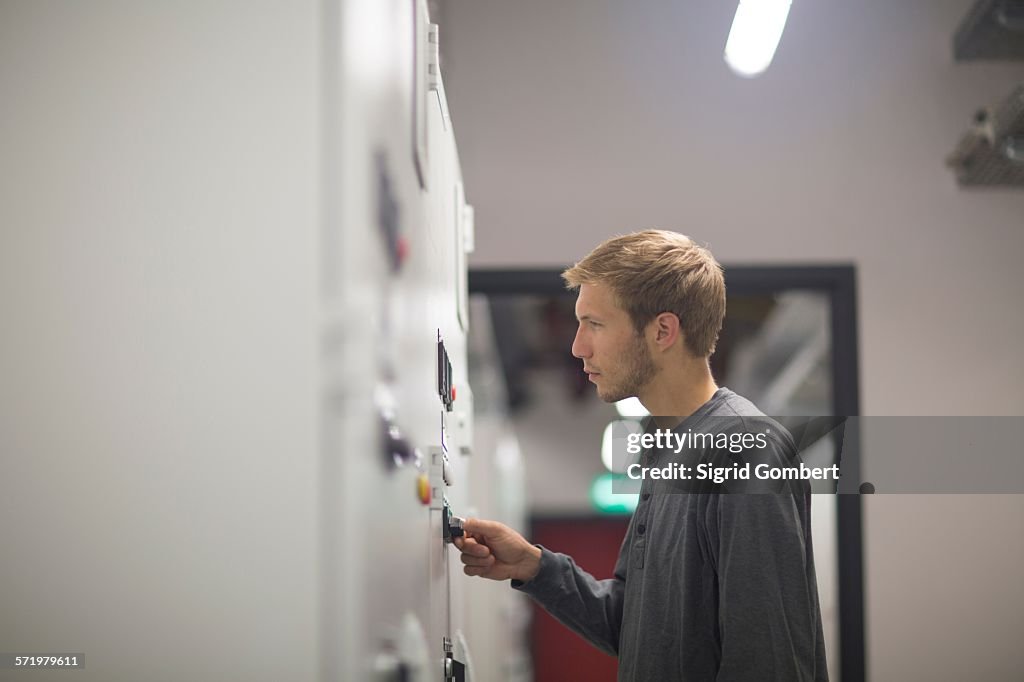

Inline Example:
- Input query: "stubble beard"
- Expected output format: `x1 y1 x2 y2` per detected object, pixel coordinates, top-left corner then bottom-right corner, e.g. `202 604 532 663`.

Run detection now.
596 333 657 404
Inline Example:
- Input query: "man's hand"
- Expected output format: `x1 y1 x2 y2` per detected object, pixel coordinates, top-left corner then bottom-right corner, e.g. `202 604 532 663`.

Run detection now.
452 518 542 582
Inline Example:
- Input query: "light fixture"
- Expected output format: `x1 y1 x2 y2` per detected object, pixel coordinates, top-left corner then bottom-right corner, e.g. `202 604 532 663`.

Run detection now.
602 419 644 472
615 397 649 418
589 473 640 515
724 0 793 78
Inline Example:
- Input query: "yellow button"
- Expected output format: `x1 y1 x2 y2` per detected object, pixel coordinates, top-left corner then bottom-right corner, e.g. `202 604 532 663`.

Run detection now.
417 474 431 505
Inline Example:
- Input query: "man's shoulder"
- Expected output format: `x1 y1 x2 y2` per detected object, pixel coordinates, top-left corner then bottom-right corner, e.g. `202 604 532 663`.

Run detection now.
703 387 765 418
701 388 789 433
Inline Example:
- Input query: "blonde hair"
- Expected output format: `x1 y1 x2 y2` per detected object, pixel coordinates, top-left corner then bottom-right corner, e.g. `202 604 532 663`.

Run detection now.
562 230 726 357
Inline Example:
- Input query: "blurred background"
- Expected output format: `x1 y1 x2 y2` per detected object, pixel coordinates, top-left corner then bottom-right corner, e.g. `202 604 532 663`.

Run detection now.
439 1 1024 680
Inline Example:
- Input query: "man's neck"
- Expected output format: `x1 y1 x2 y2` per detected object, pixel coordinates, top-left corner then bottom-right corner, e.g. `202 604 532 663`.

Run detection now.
640 361 719 429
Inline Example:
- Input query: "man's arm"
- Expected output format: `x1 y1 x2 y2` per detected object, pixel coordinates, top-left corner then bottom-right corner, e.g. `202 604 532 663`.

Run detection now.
454 518 626 656
708 489 826 681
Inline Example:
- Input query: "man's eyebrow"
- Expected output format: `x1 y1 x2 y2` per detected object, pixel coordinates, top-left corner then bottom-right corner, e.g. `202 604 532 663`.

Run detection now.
576 314 600 322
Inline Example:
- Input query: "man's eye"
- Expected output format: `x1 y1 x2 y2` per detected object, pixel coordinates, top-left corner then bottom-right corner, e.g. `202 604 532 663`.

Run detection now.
589 321 601 328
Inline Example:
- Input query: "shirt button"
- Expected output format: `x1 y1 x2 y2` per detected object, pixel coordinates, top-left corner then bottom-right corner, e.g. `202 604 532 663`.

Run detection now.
637 523 646 535
641 493 651 501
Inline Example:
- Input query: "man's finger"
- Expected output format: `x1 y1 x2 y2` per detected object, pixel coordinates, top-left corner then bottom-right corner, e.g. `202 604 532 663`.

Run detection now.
460 553 495 568
455 535 491 557
462 517 504 537
463 565 489 577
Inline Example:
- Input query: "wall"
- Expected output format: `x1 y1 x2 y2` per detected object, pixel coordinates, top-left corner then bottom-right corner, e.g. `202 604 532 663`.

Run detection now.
438 0 1024 679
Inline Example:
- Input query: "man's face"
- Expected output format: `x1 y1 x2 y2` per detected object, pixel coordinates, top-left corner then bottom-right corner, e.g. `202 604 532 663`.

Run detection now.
571 282 656 403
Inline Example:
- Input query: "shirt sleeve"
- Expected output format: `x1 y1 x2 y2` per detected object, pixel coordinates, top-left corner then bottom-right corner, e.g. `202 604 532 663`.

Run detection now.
510 539 628 657
707 487 824 681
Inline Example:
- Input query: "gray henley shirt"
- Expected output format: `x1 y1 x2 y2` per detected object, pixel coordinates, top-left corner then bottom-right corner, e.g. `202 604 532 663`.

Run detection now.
512 387 829 681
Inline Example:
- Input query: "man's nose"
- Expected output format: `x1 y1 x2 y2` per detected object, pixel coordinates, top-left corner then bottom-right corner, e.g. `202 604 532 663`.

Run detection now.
571 328 589 359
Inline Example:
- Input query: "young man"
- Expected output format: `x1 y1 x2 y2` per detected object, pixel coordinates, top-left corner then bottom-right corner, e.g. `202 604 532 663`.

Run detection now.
453 230 829 681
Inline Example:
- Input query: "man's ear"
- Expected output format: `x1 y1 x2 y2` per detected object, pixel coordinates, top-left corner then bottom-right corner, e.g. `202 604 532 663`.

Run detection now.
652 312 682 351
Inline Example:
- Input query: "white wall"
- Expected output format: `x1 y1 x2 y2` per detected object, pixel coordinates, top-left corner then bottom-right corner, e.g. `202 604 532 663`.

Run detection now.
438 0 1024 679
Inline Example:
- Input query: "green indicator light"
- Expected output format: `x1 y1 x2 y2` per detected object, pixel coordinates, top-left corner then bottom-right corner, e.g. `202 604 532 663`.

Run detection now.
589 472 639 515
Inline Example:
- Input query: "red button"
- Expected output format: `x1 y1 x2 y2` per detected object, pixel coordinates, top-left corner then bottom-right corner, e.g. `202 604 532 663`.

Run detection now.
451 386 456 402
397 236 409 264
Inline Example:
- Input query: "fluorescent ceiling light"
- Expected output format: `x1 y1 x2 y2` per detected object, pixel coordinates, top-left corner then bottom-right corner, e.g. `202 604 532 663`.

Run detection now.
724 0 793 78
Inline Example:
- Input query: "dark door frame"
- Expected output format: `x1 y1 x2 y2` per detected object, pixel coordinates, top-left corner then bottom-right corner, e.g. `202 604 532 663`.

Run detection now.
470 265 865 682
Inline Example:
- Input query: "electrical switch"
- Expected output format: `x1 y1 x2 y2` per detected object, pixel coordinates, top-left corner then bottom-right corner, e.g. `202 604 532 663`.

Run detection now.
442 501 464 543
437 332 454 412
381 414 417 469
375 151 404 273
442 637 466 682
427 448 450 511
442 456 453 486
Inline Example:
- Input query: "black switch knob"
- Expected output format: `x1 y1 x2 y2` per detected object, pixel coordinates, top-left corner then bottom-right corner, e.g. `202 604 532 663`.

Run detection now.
381 415 416 468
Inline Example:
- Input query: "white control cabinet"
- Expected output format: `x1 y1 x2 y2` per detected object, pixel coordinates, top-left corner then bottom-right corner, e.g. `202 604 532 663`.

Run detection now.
0 1 510 680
